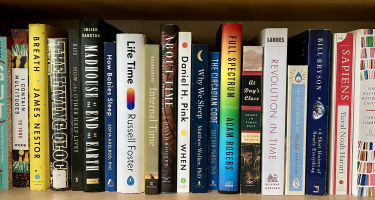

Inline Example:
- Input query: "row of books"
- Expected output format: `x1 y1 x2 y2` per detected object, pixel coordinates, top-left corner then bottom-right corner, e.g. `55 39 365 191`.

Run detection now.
0 19 374 197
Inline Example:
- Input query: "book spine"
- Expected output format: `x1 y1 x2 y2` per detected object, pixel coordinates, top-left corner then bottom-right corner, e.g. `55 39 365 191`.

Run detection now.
285 65 308 195
47 38 70 191
68 29 82 191
0 37 11 190
11 29 30 188
352 29 375 197
29 24 50 190
240 46 263 194
208 52 220 191
145 44 160 195
79 19 104 192
260 29 287 195
104 42 116 192
218 23 242 193
176 32 191 193
160 24 179 194
191 44 209 193
304 30 331 196
116 34 145 193
328 33 354 195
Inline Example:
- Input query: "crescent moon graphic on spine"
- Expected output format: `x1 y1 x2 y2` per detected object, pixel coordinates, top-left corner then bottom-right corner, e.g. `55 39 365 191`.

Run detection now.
197 50 203 61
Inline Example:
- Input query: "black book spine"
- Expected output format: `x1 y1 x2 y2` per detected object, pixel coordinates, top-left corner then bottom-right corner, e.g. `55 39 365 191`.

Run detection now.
69 29 83 191
80 19 105 192
48 38 70 190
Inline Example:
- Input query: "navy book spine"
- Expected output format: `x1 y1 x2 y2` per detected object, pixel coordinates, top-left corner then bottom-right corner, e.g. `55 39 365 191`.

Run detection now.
191 44 209 193
288 30 331 195
208 52 220 190
104 42 117 191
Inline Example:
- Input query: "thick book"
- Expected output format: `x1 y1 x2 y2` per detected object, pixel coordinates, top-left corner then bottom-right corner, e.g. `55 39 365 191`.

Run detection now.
328 33 354 195
104 42 116 192
208 52 220 191
116 33 145 193
29 24 66 190
11 29 30 188
79 19 121 192
176 32 191 193
285 65 308 195
160 24 179 194
145 44 160 195
191 44 209 193
216 23 242 194
288 29 331 195
68 29 82 191
250 28 288 195
351 29 375 197
240 46 263 194
0 36 12 190
47 38 70 190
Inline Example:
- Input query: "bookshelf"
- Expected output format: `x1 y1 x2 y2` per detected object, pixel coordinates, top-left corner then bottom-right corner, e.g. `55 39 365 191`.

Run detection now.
0 0 375 198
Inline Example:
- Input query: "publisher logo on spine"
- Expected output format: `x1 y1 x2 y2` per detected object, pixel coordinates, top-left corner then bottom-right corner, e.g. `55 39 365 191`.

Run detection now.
225 181 233 187
127 176 134 186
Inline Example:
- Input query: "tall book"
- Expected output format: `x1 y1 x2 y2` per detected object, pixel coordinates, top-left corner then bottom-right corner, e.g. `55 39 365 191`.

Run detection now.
104 42 116 192
29 24 66 190
68 29 82 191
288 30 331 196
176 32 191 193
47 38 70 190
191 44 209 193
285 65 308 195
328 33 354 195
351 29 375 197
250 28 288 195
11 29 30 188
79 19 121 192
0 36 12 190
116 33 145 193
145 44 160 195
160 24 179 194
208 52 220 191
240 46 263 194
216 23 242 193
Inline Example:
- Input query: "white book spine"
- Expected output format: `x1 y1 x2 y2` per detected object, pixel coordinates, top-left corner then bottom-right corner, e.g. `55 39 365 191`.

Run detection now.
116 33 146 193
176 32 192 193
285 65 308 195
258 28 288 195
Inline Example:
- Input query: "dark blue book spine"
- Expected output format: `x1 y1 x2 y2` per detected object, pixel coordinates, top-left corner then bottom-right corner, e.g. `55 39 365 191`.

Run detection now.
104 42 117 191
289 30 331 195
191 44 209 193
208 52 220 190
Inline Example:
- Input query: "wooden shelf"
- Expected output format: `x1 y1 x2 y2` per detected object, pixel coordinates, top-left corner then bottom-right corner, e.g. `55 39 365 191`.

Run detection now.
0 188 366 199
0 0 375 21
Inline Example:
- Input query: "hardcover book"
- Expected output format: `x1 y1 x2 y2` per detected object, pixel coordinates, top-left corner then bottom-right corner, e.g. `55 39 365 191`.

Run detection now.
216 23 242 194
29 24 66 190
0 36 12 190
104 42 116 192
288 30 331 195
116 33 145 193
47 38 70 190
145 44 160 195
191 44 209 193
250 28 288 195
351 29 375 197
160 24 179 194
328 33 354 195
79 19 121 192
285 65 308 195
208 52 220 191
11 29 30 188
68 29 82 191
240 46 263 194
177 32 191 193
